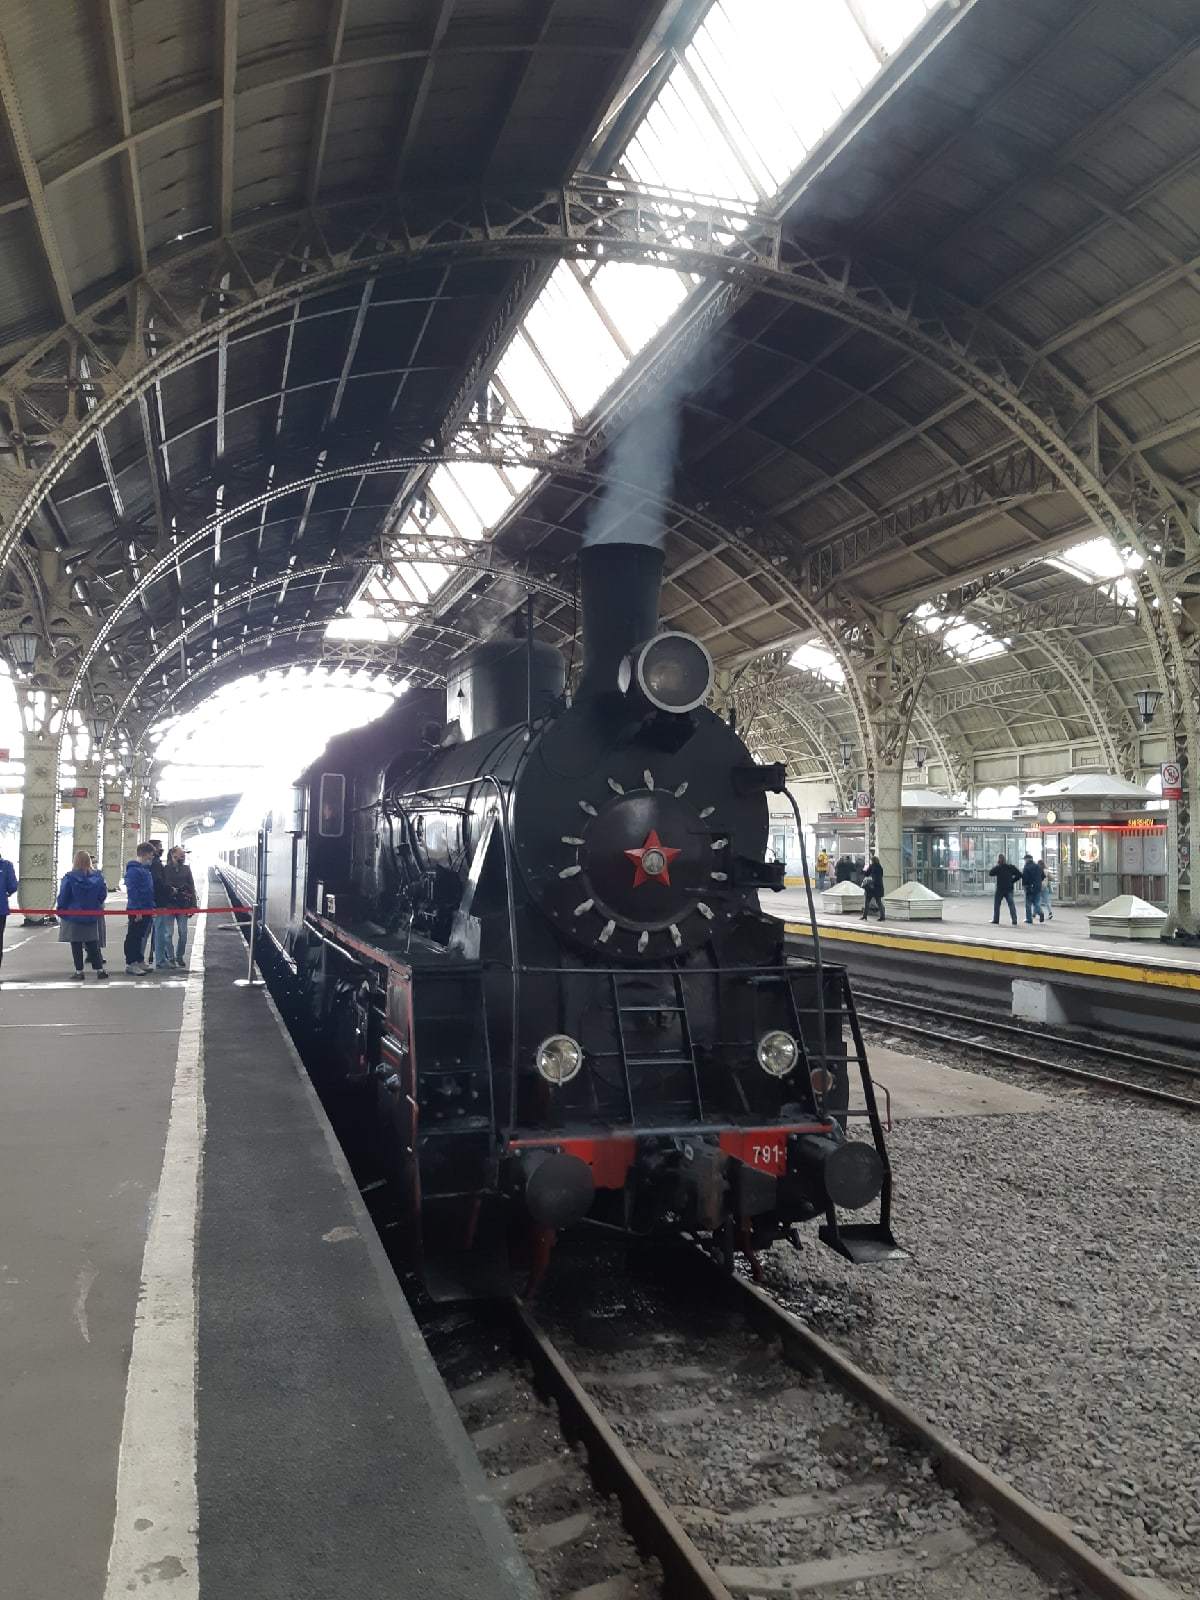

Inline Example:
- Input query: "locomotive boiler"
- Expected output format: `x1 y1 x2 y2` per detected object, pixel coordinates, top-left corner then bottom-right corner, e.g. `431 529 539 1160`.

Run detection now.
222 540 897 1295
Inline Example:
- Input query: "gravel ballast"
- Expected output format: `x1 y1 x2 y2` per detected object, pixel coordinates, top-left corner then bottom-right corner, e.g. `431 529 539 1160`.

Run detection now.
762 1097 1200 1596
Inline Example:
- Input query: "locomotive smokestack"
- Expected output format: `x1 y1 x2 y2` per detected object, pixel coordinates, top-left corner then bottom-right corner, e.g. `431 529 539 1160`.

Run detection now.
576 541 664 703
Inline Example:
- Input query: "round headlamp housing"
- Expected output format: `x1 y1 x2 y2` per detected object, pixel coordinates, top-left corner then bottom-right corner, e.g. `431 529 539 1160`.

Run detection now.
756 1029 799 1079
535 1034 584 1086
620 630 714 714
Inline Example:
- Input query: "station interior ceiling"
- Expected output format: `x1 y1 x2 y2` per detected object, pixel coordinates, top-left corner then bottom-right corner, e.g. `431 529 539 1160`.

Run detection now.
1 0 1199 814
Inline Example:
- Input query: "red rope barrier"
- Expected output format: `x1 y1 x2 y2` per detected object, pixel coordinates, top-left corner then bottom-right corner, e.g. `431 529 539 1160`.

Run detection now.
18 906 254 917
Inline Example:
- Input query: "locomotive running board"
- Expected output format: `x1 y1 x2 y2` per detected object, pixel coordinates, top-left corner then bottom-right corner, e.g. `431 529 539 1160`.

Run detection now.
818 1221 905 1264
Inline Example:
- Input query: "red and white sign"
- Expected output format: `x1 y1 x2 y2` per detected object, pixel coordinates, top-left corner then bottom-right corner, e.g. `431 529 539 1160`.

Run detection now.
0 748 9 762
62 786 89 799
854 789 873 818
1161 760 1183 802
106 802 122 813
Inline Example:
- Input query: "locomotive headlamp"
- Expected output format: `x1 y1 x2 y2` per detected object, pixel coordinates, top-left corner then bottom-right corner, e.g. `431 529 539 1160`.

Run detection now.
620 631 713 714
809 1066 835 1096
757 1030 799 1078
535 1034 584 1085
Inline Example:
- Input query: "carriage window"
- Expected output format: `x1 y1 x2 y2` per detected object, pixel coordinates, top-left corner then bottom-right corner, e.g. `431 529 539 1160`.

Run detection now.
319 773 346 837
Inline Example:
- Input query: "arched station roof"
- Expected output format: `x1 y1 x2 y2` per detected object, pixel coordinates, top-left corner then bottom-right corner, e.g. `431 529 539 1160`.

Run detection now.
1 0 1199 813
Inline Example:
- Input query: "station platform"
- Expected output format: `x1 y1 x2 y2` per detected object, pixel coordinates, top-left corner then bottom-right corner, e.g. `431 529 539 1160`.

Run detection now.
0 878 533 1600
766 892 1200 1043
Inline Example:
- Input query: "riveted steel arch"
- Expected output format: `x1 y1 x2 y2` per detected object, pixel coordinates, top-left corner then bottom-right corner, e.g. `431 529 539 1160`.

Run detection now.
4 182 1193 901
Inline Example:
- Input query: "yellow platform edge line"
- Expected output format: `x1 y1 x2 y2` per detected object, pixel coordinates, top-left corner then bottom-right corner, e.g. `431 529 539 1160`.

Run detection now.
783 922 1200 993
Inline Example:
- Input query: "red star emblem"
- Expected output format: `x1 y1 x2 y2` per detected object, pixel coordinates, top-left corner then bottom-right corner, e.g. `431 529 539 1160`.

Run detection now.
624 828 681 888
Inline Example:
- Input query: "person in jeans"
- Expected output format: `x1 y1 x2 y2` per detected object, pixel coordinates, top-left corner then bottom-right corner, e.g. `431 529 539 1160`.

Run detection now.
988 853 1022 925
56 849 109 979
123 844 156 975
816 848 829 890
1021 854 1045 925
147 838 172 971
0 849 17 977
163 846 197 967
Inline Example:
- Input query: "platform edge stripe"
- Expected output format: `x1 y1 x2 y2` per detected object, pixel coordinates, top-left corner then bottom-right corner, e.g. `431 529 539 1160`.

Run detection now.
784 923 1200 992
213 880 540 1600
103 883 210 1598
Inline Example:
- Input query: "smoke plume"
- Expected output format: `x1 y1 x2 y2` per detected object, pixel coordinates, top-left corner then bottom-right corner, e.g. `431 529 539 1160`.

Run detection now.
583 350 711 547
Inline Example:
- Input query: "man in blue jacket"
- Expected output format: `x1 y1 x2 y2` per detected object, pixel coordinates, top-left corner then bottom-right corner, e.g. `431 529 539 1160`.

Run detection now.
123 844 156 975
0 849 17 975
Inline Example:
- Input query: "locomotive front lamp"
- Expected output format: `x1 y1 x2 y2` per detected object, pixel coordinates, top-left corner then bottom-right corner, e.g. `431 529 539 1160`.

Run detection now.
621 631 714 714
535 1034 584 1086
757 1030 799 1078
1134 687 1161 727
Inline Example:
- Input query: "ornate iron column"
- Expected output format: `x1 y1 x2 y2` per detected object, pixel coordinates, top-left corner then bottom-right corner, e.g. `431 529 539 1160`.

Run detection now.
71 761 102 861
17 725 57 925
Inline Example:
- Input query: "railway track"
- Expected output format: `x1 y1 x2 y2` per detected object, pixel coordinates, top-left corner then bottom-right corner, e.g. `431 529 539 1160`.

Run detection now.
427 1248 1164 1600
853 989 1200 1113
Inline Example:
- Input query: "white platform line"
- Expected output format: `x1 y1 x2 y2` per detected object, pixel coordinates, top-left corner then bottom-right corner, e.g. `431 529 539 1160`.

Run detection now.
103 888 209 1599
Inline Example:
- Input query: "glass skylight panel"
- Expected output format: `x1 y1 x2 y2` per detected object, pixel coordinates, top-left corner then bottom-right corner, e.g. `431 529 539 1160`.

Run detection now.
495 333 576 433
588 264 692 358
627 0 943 203
789 641 846 683
328 0 949 648
429 467 485 539
522 265 627 416
1050 536 1143 583
446 463 523 529
913 601 1008 662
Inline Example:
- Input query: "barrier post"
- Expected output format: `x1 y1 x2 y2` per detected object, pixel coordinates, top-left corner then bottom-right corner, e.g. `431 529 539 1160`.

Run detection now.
245 897 260 985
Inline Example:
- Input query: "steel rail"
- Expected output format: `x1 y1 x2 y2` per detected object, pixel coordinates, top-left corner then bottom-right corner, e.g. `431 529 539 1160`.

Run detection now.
855 996 1200 1111
855 988 1200 1080
504 1298 733 1599
505 1261 1166 1600
720 1267 1168 1600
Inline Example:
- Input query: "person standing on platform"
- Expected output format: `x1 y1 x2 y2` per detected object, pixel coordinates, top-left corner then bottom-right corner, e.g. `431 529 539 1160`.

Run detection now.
146 838 171 971
862 854 886 921
989 853 1022 925
56 850 108 980
1040 863 1054 921
123 843 156 975
816 847 829 890
163 846 197 967
1021 854 1045 925
834 855 853 884
0 848 17 976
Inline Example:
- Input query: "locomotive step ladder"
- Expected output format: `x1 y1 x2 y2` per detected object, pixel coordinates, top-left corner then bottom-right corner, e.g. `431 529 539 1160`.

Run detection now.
608 968 704 1122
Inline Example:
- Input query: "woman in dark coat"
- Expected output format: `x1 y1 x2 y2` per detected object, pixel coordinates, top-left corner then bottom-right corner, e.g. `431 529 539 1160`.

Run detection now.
56 850 109 979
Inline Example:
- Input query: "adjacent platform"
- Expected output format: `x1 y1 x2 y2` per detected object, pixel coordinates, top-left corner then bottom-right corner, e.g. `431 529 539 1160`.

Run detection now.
769 893 1200 1043
0 880 533 1600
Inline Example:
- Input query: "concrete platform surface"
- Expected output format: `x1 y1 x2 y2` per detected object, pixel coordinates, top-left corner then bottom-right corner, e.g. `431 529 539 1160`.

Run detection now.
860 1044 1053 1121
0 880 534 1600
766 892 1200 974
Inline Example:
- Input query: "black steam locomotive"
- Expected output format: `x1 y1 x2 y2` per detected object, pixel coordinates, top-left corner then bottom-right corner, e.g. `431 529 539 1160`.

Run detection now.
218 542 897 1295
